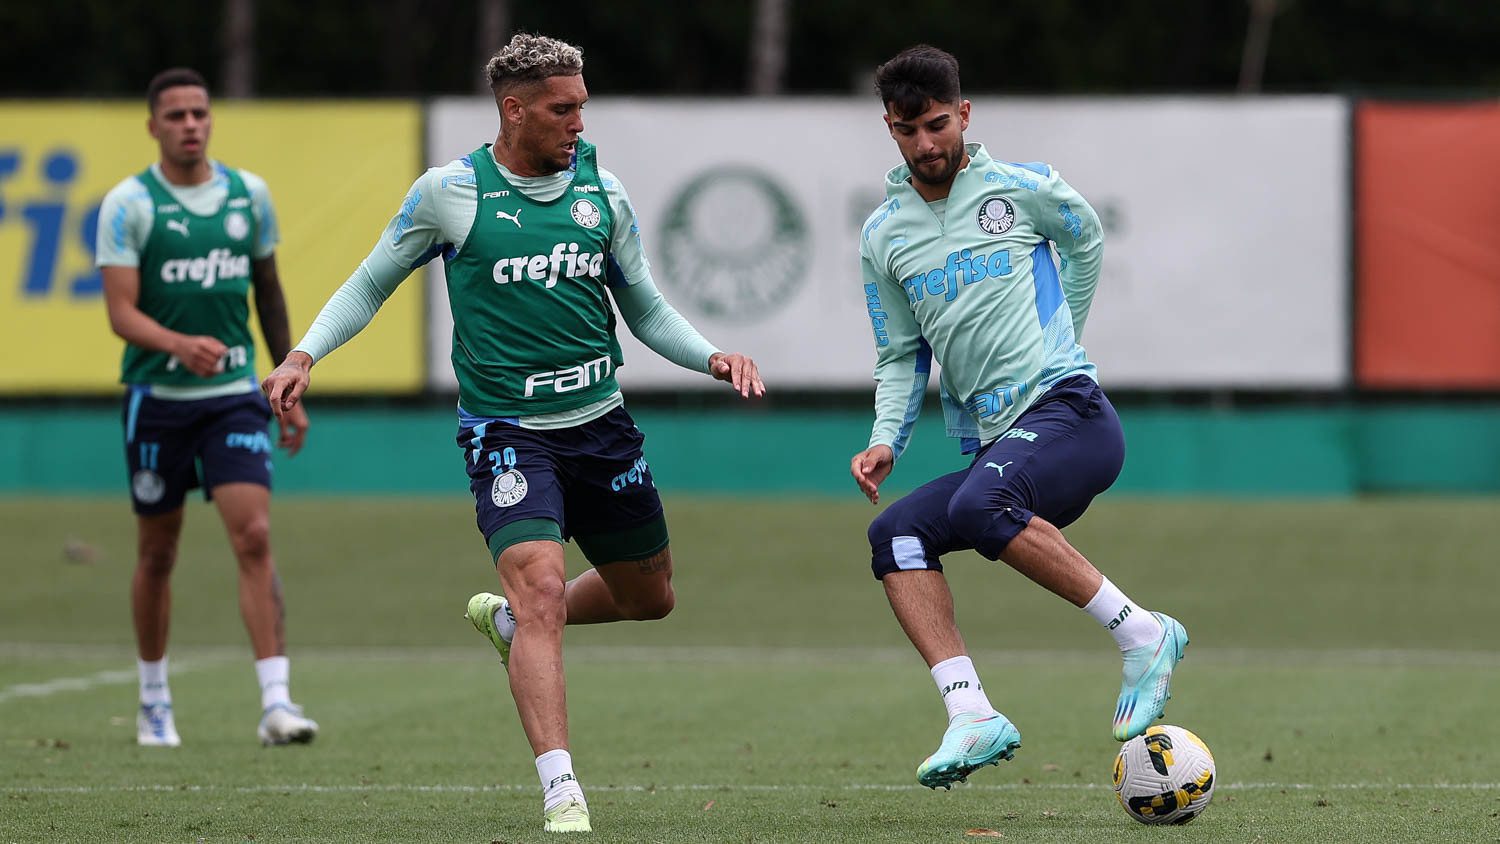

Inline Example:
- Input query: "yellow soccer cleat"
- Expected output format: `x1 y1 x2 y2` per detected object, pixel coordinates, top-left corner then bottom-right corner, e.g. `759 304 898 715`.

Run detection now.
543 799 592 833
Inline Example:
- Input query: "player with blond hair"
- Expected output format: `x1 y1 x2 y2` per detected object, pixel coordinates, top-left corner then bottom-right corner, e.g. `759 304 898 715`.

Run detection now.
261 33 763 833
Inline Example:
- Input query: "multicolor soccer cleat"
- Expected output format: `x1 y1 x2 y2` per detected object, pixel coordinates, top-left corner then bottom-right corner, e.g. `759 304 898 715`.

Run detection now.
543 798 592 833
465 592 513 668
257 702 319 746
136 702 181 747
916 711 1022 789
1112 612 1189 741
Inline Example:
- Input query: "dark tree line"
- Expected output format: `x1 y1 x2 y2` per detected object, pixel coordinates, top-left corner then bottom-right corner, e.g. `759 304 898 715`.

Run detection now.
3 0 1497 98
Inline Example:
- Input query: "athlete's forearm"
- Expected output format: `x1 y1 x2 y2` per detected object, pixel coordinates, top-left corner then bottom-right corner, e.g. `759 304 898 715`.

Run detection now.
612 277 719 373
102 266 189 355
293 258 404 362
251 256 294 363
1058 239 1103 338
1046 179 1105 338
861 256 928 456
870 349 926 455
107 299 190 356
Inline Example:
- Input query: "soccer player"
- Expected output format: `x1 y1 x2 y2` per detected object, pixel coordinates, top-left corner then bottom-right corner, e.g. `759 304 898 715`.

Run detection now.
850 46 1189 789
260 34 764 834
99 68 319 748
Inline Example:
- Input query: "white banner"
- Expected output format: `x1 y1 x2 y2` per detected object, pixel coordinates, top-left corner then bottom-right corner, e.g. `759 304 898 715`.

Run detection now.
426 96 1348 390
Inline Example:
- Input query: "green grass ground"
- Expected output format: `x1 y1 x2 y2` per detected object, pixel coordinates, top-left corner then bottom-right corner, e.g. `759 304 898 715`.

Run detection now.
3 496 1498 842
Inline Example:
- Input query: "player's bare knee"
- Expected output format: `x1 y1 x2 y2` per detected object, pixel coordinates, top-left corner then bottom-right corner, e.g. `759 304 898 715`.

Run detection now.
624 586 674 621
228 518 272 563
136 545 177 579
513 579 568 630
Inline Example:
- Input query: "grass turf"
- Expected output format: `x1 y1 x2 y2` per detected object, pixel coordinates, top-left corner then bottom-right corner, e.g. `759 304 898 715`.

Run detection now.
2 496 1497 842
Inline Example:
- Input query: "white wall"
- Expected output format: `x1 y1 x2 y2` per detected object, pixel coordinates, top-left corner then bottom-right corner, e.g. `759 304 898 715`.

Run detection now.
426 96 1348 390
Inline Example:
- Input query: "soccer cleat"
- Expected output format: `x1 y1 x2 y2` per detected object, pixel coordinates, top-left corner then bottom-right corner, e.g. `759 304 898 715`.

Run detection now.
543 799 592 833
257 702 319 746
465 592 513 668
137 702 181 747
916 711 1022 789
1113 612 1189 741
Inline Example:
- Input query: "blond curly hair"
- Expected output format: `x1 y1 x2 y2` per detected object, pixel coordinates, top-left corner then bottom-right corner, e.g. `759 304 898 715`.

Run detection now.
485 33 584 91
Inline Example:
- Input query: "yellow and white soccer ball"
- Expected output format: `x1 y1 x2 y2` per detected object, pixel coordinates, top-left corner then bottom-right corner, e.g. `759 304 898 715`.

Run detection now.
1112 724 1216 825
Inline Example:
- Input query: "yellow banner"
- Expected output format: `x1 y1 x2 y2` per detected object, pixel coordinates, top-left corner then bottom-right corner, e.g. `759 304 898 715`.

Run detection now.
0 101 424 393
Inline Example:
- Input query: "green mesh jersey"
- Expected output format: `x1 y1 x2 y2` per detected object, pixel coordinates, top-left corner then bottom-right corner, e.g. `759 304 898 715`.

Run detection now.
444 141 619 416
121 166 259 386
860 143 1104 455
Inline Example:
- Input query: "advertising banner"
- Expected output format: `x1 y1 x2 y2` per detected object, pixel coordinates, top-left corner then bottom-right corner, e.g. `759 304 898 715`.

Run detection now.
0 101 425 393
1356 101 1500 389
426 96 1349 391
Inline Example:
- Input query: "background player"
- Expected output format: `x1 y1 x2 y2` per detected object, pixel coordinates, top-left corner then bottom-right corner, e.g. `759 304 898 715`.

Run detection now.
98 67 318 748
260 33 763 834
849 45 1189 789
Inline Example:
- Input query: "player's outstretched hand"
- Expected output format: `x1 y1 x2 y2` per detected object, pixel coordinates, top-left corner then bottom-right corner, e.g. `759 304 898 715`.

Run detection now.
277 400 310 457
709 352 765 399
261 351 313 423
850 444 894 505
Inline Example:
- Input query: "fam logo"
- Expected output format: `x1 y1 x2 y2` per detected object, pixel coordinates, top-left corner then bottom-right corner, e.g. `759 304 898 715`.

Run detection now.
658 166 809 321
976 195 1016 236
1 149 103 298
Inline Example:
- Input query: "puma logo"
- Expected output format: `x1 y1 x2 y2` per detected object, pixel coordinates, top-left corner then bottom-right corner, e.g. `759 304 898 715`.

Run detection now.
166 218 190 237
984 461 1013 476
495 208 522 228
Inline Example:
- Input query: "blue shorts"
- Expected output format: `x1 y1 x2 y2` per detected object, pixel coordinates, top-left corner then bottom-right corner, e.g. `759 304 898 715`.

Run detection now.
868 375 1125 579
458 406 668 565
122 387 274 516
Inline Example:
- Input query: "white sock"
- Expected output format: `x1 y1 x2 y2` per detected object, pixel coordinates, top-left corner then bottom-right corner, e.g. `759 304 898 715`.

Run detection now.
1083 577 1163 651
138 657 171 705
536 748 585 812
255 656 292 709
493 602 517 643
930 655 998 720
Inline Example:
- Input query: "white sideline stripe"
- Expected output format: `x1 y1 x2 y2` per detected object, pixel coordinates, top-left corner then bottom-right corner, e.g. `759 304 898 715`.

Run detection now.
3 782 1498 795
0 669 140 704
5 643 1500 667
0 661 213 705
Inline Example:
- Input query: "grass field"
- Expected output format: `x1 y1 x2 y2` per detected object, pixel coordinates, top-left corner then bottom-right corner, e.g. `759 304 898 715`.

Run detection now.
3 496 1498 843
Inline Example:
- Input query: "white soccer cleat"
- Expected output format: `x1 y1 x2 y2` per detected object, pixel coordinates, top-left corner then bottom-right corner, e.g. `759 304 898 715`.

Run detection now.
137 702 181 747
257 702 319 746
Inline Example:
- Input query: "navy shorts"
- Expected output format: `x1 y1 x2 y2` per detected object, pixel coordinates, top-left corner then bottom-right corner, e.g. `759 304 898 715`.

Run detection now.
458 406 667 565
122 386 274 516
868 375 1125 579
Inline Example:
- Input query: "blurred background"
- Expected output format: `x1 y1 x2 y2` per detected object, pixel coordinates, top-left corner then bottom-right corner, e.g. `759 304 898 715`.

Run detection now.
2 0 1498 498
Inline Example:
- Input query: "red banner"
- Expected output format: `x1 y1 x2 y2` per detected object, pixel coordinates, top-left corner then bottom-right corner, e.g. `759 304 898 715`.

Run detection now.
1356 102 1500 389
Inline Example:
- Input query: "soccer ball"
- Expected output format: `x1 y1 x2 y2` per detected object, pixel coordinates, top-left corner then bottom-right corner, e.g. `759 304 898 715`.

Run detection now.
1112 725 1216 825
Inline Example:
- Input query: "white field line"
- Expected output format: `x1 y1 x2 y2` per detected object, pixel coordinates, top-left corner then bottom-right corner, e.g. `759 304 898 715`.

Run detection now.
0 669 144 704
0 659 220 704
4 643 1500 668
2 782 1497 796
4 645 1496 707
